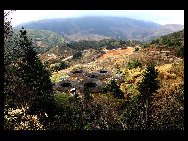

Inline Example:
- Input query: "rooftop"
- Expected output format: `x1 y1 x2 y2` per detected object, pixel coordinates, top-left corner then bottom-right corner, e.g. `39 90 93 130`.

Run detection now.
83 72 106 80
54 78 78 92
94 69 112 77
77 78 106 93
67 69 89 78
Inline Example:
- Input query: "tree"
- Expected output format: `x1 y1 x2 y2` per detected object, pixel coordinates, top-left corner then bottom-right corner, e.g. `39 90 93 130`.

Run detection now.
60 61 68 69
73 51 82 59
4 10 18 66
4 10 24 109
127 60 142 70
104 80 125 99
177 46 184 58
17 28 54 118
4 12 55 129
137 62 160 129
134 47 139 52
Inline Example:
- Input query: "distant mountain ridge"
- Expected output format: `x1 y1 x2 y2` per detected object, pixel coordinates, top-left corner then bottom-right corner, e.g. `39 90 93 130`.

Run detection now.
14 16 184 42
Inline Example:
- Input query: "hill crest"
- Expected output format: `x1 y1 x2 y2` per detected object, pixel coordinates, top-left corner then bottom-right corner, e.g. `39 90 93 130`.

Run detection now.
14 16 184 42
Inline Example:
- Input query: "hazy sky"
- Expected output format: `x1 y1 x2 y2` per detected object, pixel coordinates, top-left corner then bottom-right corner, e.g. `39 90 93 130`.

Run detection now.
7 10 184 27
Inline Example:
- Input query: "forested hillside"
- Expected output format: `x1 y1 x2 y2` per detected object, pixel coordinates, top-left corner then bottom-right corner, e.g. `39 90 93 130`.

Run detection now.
13 29 65 53
66 39 143 51
142 30 184 58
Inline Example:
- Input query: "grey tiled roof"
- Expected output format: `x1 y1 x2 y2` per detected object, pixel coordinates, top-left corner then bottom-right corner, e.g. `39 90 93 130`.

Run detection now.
77 78 106 93
54 78 78 92
67 69 89 78
82 72 106 80
94 69 112 77
55 69 125 94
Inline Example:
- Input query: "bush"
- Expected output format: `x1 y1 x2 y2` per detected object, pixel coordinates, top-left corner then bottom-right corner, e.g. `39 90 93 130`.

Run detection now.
73 51 82 59
127 60 142 70
177 46 184 58
153 83 184 130
116 64 122 74
134 47 139 52
103 80 125 99
48 93 125 130
59 61 68 69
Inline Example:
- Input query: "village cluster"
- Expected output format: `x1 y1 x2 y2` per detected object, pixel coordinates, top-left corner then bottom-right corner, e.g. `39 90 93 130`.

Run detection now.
54 68 125 97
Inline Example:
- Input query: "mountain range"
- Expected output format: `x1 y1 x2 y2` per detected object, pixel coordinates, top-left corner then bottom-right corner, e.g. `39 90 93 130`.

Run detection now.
14 16 184 42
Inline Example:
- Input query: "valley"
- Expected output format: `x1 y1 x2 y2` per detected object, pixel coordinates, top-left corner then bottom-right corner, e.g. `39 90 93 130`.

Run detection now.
29 28 184 101
5 13 184 131
11 26 185 99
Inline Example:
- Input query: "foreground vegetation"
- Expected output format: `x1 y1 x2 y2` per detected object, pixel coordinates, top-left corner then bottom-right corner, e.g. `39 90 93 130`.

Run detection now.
4 11 184 131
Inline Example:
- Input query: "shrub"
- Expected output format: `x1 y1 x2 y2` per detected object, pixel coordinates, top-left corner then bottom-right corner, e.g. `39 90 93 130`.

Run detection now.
153 82 184 130
73 51 82 59
103 80 125 99
48 94 125 130
116 64 122 74
50 64 61 72
177 46 184 58
134 47 139 52
127 60 142 70
59 61 68 69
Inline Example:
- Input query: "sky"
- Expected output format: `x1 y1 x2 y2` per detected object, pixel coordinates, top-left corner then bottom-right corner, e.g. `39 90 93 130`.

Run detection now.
7 10 184 27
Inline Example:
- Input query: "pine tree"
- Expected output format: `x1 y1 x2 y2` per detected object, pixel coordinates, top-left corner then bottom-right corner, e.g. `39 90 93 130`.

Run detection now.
4 11 25 109
17 28 54 117
137 62 160 129
137 62 160 102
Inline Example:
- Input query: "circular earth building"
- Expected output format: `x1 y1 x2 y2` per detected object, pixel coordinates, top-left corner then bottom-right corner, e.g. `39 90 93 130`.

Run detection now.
83 72 106 80
67 69 89 79
94 69 112 78
77 78 106 94
54 78 78 93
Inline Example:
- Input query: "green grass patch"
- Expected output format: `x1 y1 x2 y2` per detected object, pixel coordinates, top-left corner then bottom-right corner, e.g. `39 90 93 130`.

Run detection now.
51 73 68 83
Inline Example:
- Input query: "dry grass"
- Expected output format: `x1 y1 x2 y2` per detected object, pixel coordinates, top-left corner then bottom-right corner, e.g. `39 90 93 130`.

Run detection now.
156 62 184 88
152 62 184 129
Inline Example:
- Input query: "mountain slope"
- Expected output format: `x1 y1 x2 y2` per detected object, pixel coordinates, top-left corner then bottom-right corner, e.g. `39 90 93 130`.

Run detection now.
142 24 184 42
13 29 65 53
142 30 184 58
14 17 183 42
